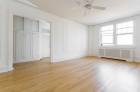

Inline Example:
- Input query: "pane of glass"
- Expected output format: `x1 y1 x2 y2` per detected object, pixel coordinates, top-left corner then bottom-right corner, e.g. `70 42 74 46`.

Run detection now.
127 28 133 33
105 31 108 34
42 29 50 33
105 31 112 34
106 26 110 30
118 23 122 29
117 34 133 45
110 25 113 30
102 36 113 44
117 29 122 34
128 21 133 27
122 29 127 33
122 22 127 28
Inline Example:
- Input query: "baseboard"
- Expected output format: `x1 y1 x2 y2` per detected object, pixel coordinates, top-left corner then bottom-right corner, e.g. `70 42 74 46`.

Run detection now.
133 57 140 62
88 54 98 57
93 54 98 57
0 66 10 73
14 58 41 64
52 54 88 63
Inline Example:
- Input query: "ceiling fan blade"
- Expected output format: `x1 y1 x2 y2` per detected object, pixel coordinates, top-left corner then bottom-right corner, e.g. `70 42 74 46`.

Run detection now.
72 7 82 10
89 0 95 5
92 6 106 10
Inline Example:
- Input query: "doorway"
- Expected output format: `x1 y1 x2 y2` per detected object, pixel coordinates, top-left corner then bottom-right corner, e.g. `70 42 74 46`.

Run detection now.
13 15 51 66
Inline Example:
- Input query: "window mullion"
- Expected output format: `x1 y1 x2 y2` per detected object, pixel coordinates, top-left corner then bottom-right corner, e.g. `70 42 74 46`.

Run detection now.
114 23 117 46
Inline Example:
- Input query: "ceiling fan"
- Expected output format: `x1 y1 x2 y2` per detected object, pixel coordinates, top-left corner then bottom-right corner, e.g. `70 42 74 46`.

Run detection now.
73 0 106 16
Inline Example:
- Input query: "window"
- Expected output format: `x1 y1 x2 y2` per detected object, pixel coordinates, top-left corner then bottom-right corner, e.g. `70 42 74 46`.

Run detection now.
116 21 134 45
100 20 134 46
101 25 114 46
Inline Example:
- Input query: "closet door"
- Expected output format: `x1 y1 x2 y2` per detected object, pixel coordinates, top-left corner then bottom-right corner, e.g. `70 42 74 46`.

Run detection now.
32 19 39 32
24 33 32 60
24 18 39 32
15 32 24 62
42 34 50 58
13 16 24 31
24 18 32 31
32 33 40 60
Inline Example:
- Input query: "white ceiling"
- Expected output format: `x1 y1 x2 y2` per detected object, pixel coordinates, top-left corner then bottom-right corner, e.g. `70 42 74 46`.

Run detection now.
15 0 140 25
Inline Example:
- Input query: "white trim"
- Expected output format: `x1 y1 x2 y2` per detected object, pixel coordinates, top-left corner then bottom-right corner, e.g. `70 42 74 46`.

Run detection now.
100 24 114 46
99 46 135 49
0 66 13 74
14 58 41 64
52 54 88 63
8 8 54 71
0 4 3 61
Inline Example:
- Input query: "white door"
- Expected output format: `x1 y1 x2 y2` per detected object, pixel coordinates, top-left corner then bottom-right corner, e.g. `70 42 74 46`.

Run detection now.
32 19 39 32
24 18 32 31
24 18 39 32
13 16 24 31
42 34 50 58
24 33 32 60
15 32 24 62
32 33 40 60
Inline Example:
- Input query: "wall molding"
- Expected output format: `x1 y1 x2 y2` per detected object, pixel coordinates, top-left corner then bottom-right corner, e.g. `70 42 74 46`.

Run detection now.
65 24 83 54
54 19 65 55
0 66 12 73
0 4 3 61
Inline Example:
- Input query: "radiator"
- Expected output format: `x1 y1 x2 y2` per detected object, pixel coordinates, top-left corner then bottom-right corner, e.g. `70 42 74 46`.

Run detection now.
98 48 133 62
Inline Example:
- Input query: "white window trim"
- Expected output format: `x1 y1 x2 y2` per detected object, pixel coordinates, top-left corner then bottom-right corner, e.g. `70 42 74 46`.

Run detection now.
99 17 136 49
100 25 114 46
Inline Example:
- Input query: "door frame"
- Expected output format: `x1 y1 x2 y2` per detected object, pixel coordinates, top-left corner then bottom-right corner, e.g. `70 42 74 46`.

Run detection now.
8 9 54 71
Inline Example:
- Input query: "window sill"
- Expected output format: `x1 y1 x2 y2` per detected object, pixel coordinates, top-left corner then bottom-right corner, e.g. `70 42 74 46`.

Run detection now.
99 45 135 49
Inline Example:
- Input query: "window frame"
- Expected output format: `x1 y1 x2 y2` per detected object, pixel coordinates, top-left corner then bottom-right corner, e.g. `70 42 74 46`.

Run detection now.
99 18 135 48
100 24 114 46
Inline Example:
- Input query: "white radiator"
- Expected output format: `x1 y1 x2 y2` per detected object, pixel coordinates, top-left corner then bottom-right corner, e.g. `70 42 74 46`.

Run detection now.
98 48 133 62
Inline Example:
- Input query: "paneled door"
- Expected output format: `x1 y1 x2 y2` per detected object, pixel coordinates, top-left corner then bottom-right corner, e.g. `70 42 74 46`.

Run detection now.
14 32 24 62
13 16 24 31
14 32 40 62
24 33 32 60
32 33 40 60
24 18 39 32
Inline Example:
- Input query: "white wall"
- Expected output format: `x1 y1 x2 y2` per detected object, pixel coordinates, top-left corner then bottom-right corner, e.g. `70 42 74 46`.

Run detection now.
90 15 140 62
0 0 89 73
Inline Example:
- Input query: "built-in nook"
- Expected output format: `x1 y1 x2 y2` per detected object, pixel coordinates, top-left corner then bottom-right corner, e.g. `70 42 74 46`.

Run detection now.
13 15 51 65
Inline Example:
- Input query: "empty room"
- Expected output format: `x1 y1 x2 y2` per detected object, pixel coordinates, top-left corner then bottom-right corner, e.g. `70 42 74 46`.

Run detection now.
0 0 140 92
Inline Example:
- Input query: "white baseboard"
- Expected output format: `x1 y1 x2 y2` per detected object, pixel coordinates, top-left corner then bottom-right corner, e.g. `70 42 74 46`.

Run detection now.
88 54 98 57
52 54 88 63
0 66 13 73
14 58 41 64
133 57 140 62
93 54 98 57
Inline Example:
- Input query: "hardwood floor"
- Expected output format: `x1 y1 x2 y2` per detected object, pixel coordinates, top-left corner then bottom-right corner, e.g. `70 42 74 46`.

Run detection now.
0 57 140 92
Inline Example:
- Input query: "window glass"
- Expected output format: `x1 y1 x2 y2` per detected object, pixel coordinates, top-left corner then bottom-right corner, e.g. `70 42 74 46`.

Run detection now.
116 21 134 45
100 20 134 46
101 25 114 46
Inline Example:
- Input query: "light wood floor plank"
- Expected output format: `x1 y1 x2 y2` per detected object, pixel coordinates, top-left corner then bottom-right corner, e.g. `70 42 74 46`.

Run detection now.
0 57 140 92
